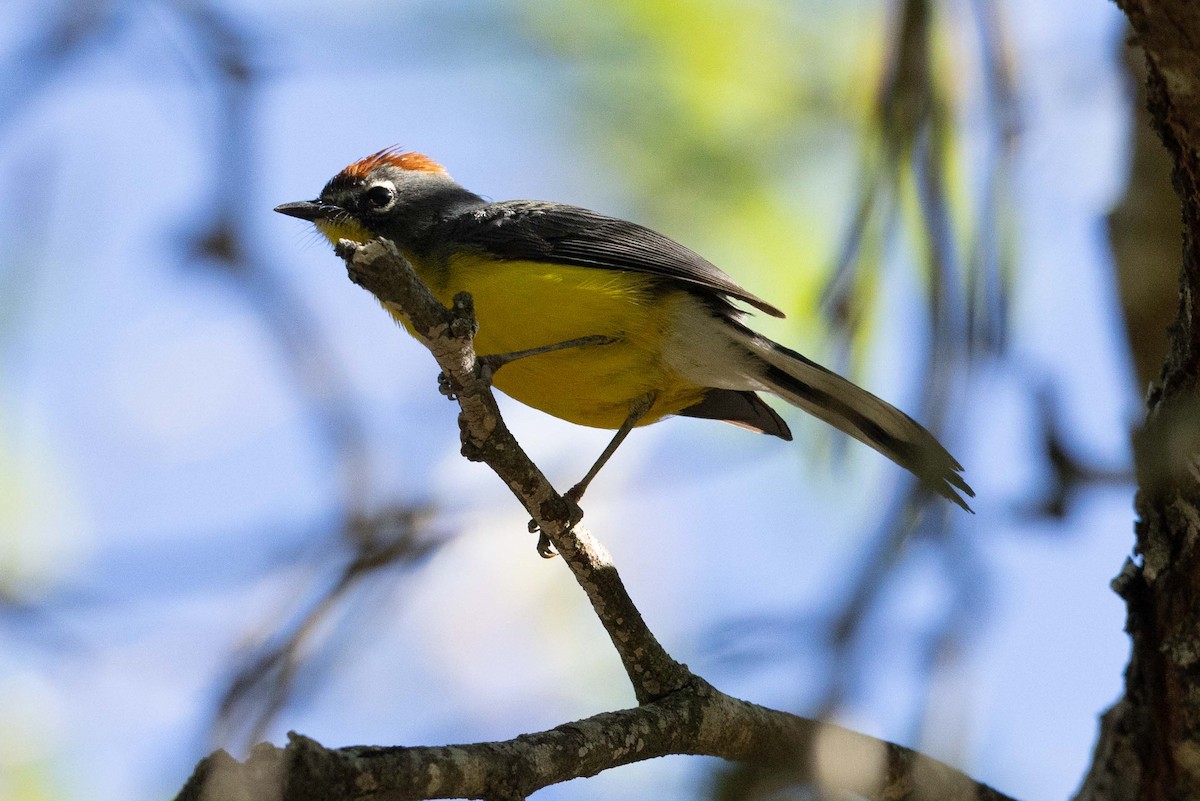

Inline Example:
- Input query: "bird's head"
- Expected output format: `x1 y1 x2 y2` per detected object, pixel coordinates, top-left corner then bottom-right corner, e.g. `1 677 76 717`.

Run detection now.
275 147 461 246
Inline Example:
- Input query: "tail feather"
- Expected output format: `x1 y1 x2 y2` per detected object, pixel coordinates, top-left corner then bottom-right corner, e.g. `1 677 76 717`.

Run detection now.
750 338 974 511
677 389 794 440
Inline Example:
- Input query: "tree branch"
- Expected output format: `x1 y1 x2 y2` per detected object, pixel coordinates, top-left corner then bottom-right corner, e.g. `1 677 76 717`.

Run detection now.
171 237 1016 801
336 238 690 704
176 675 1015 801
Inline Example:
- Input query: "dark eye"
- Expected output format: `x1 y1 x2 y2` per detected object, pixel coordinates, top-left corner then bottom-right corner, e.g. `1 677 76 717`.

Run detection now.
364 184 394 210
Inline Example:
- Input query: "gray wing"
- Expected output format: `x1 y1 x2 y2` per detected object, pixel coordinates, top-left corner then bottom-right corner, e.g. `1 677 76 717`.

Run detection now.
443 200 785 318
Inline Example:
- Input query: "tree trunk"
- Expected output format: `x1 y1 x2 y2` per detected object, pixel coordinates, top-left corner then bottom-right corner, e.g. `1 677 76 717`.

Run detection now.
1077 3 1200 800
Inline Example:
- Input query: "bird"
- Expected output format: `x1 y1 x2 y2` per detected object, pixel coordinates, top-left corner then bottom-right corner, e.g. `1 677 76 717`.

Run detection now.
276 147 973 513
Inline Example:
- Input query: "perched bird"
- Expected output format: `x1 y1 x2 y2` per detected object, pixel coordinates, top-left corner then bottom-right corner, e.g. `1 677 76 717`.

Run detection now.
276 147 972 511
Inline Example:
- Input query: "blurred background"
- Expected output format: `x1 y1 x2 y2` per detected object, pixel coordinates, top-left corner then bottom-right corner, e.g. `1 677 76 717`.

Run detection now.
0 0 1169 799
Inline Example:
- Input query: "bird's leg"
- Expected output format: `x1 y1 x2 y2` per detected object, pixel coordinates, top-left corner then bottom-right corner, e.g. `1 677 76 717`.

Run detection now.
534 393 656 559
478 335 617 378
438 335 617 400
566 393 656 503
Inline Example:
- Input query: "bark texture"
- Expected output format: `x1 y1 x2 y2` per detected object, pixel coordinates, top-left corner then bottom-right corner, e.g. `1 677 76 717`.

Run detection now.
176 666 1015 801
167 238 1017 801
1077 3 1200 801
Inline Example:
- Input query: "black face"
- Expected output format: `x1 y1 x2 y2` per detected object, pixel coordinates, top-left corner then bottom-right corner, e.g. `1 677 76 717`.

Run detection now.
315 169 411 226
277 164 479 247
276 176 396 229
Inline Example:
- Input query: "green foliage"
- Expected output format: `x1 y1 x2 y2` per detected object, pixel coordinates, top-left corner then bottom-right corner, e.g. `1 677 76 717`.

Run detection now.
523 0 893 342
524 0 1014 366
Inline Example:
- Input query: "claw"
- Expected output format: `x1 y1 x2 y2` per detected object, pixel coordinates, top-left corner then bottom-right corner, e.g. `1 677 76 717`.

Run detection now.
529 496 583 559
564 495 584 526
529 519 557 558
475 356 499 384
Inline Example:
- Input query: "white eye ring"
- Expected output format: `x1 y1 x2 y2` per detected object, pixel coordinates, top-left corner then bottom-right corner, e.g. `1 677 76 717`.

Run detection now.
363 182 396 211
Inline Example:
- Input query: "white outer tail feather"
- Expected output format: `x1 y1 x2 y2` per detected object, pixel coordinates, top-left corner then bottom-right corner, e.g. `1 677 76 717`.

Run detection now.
661 297 972 509
736 329 972 510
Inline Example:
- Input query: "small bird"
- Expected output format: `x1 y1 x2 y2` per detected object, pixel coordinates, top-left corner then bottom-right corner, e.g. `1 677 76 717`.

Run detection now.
276 147 972 511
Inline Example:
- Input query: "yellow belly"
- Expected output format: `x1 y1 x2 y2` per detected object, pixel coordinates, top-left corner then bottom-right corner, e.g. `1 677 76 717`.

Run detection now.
390 253 708 429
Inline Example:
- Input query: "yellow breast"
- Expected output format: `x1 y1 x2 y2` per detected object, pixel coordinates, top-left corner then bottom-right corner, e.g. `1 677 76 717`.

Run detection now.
391 253 708 429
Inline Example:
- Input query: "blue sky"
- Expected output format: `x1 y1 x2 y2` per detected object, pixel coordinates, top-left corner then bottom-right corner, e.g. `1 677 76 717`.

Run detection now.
0 2 1139 800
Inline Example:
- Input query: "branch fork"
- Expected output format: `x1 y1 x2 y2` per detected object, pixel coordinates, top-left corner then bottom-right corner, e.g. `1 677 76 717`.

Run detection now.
173 237 1015 801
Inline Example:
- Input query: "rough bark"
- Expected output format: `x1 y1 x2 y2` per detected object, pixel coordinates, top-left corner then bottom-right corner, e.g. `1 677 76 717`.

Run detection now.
336 239 692 706
174 677 1015 801
167 238 1017 801
1076 3 1200 801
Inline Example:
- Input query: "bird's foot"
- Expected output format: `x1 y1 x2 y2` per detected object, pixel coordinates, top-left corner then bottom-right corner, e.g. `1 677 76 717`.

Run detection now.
535 531 557 559
528 494 584 559
474 355 501 385
437 371 458 400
